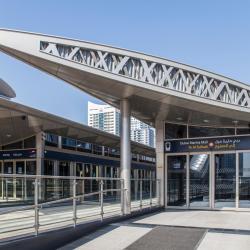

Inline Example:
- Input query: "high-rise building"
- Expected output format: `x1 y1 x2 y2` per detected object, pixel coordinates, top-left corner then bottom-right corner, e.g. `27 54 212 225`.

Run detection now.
88 102 155 147
130 117 155 147
88 102 120 136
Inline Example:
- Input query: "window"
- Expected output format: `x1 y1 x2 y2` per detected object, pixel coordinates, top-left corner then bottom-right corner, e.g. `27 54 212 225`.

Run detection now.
237 128 250 135
44 160 53 175
2 140 23 150
24 136 36 148
26 161 36 175
189 126 235 138
45 134 58 147
62 137 76 150
165 123 187 139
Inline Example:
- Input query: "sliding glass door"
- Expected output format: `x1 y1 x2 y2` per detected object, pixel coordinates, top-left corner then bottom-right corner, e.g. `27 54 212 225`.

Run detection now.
239 152 250 208
214 153 236 208
189 154 210 208
167 155 187 207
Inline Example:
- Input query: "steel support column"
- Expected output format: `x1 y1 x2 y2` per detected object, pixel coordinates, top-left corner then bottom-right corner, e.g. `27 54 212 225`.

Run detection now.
120 99 131 214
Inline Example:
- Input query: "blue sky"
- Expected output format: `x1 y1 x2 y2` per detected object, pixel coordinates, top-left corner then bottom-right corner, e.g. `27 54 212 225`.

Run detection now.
0 0 250 124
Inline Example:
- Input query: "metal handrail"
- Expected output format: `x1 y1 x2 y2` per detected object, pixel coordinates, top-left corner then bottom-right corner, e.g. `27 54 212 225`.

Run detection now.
0 174 122 181
0 176 161 239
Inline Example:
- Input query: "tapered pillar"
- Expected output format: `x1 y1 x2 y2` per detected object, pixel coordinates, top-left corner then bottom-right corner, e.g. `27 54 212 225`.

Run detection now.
120 99 131 214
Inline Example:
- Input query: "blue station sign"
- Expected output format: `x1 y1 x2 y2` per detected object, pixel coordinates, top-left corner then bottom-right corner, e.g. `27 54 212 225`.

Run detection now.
165 136 250 153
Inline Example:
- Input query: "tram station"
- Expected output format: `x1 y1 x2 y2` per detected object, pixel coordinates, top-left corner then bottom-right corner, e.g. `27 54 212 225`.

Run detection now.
0 29 250 213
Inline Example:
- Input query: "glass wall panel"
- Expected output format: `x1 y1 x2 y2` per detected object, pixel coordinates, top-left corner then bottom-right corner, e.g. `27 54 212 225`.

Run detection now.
16 161 25 199
215 154 236 208
189 154 210 207
44 160 53 175
239 152 250 208
59 161 70 176
167 155 187 206
23 136 36 148
237 128 250 135
16 161 25 175
165 123 187 139
3 162 14 198
189 126 235 138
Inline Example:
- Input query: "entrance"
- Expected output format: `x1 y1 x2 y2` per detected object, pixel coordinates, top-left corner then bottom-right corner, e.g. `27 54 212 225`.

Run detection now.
166 151 250 210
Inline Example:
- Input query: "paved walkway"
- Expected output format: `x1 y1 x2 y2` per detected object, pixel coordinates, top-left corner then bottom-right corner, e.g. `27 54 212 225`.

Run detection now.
60 209 250 250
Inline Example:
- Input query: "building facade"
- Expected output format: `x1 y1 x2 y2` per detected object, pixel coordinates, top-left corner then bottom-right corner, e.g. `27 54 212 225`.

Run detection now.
0 90 155 203
88 102 155 147
88 102 120 136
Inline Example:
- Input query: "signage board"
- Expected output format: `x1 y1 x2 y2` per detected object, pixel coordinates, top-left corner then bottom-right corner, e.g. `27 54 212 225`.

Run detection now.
0 149 36 160
165 136 250 153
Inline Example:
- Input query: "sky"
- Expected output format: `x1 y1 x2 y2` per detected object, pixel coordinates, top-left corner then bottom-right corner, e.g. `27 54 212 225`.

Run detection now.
0 0 250 124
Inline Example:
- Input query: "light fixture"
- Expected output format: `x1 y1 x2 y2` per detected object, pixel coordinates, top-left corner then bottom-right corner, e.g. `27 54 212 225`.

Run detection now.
203 119 209 123
176 117 183 121
6 134 12 138
232 120 238 125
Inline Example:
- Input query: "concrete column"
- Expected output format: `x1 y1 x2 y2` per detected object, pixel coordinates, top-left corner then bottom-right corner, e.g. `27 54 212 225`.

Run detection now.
58 136 62 149
155 120 165 207
120 99 131 214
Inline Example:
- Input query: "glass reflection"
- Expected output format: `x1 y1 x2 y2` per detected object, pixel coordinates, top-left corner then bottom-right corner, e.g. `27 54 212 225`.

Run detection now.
167 155 186 206
189 154 210 207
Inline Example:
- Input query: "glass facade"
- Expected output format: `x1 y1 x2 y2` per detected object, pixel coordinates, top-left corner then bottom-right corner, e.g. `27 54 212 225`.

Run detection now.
239 153 250 208
165 122 250 210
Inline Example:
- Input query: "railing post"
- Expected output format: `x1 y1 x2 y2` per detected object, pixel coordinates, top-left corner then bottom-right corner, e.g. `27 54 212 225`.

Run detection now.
157 180 161 206
6 179 8 202
140 179 142 211
73 179 77 227
34 178 39 236
100 180 104 221
121 180 125 215
150 179 152 208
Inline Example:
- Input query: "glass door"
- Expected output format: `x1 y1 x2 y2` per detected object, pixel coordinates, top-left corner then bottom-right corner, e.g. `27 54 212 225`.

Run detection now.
189 153 210 208
3 161 14 199
167 155 187 207
16 161 25 199
239 152 250 208
214 153 236 208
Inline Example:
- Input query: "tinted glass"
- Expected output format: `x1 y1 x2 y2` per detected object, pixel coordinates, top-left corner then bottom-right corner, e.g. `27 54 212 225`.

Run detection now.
167 155 187 206
189 126 235 138
165 123 187 139
237 128 250 135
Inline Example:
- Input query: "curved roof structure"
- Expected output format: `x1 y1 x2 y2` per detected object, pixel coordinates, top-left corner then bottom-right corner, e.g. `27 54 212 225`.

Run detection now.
0 98 154 156
0 29 250 127
0 78 16 98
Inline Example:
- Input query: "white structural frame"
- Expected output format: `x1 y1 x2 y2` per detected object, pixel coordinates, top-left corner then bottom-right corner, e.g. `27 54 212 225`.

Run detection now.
39 40 250 108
